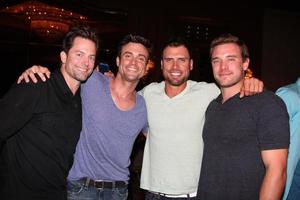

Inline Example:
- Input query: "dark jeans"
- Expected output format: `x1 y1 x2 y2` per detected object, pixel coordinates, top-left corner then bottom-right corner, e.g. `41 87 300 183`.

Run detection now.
287 160 300 200
67 179 128 200
145 191 196 200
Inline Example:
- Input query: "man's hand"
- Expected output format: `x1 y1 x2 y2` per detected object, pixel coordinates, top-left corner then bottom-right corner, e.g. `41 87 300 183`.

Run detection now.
95 64 115 79
17 65 51 84
104 71 115 79
240 77 264 98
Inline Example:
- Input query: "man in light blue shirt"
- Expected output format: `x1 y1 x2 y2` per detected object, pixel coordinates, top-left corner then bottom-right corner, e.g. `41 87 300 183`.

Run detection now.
276 78 300 200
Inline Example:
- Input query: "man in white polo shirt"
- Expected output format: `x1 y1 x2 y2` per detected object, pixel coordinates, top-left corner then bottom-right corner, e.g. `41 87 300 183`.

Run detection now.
139 36 263 199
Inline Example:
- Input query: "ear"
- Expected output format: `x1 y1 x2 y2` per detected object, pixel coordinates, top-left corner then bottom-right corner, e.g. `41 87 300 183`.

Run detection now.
190 59 194 71
60 51 67 64
160 59 163 70
242 58 250 71
116 57 120 67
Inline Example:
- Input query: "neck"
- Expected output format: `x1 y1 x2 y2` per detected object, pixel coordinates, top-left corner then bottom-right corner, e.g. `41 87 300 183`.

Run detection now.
68 83 80 95
110 74 137 98
109 74 138 111
165 81 187 98
60 68 80 95
221 81 243 103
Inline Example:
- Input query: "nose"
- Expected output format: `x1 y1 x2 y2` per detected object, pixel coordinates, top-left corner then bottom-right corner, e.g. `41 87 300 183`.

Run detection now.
86 56 95 68
82 56 89 67
220 60 227 70
131 57 137 65
172 60 179 69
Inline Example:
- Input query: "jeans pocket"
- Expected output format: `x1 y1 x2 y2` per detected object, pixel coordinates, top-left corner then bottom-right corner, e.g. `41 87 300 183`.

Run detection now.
112 187 128 200
67 180 85 195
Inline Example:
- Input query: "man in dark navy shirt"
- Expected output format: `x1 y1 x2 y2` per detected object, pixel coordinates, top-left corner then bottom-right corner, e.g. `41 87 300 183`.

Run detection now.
197 34 290 200
0 25 98 200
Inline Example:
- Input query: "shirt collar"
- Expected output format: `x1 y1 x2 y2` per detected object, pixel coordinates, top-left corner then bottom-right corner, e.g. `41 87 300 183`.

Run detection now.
53 69 79 97
215 92 241 104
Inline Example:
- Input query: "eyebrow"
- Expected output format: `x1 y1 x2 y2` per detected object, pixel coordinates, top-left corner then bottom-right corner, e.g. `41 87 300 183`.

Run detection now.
211 57 220 61
122 51 147 59
226 55 238 58
211 54 238 60
163 56 190 59
74 50 96 56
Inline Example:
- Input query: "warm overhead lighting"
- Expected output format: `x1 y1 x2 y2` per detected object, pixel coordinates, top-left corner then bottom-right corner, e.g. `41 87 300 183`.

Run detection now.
143 59 155 80
1 1 87 42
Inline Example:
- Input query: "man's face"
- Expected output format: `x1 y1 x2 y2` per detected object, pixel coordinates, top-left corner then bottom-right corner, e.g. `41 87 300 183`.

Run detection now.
211 43 249 88
116 42 149 83
61 37 96 83
161 45 193 87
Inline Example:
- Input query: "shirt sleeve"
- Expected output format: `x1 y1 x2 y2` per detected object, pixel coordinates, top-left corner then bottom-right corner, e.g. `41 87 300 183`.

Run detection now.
257 92 290 150
0 82 41 140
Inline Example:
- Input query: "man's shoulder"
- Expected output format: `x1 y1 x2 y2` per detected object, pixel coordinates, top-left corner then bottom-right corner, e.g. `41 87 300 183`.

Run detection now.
276 82 300 99
139 81 164 96
82 70 108 89
249 90 281 102
143 81 164 89
86 70 106 82
188 80 219 90
246 90 288 113
17 75 48 90
187 80 220 99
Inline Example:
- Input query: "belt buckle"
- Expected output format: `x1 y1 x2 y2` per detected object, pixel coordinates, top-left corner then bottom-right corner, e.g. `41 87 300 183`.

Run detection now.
94 180 104 189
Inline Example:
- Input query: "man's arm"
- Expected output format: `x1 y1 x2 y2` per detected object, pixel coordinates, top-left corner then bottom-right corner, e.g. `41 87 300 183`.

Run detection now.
0 82 41 139
260 149 288 200
17 65 51 83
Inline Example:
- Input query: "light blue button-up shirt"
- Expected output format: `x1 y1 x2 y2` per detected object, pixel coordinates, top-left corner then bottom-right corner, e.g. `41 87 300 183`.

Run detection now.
276 78 300 200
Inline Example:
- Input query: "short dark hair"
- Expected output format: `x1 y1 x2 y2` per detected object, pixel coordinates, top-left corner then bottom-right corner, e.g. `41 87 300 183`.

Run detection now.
210 33 249 62
162 36 193 58
117 34 152 60
62 25 99 53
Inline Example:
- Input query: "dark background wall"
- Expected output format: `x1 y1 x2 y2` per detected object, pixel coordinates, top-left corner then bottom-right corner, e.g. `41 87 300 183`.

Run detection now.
262 9 300 90
3 1 297 96
1 1 299 97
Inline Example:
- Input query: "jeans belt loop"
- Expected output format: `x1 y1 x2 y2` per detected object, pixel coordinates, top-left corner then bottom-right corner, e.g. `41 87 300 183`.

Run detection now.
84 178 90 188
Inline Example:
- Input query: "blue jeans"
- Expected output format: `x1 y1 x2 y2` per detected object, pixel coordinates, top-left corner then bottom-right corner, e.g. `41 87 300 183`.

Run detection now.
287 160 300 200
67 179 128 200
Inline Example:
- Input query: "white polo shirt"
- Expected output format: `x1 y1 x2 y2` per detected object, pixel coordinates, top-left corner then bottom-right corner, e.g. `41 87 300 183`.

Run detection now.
139 80 220 195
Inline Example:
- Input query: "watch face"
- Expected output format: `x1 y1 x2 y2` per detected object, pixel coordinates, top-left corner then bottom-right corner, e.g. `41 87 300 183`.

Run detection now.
99 62 110 73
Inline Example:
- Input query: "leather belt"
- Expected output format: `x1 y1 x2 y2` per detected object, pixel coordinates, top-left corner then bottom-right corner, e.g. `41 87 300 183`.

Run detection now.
82 178 128 189
151 191 197 198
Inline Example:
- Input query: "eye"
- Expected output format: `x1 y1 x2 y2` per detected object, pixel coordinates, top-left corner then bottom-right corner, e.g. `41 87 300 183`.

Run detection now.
178 58 187 63
212 59 220 65
89 56 96 61
137 56 146 63
76 52 83 57
164 58 173 63
123 53 132 59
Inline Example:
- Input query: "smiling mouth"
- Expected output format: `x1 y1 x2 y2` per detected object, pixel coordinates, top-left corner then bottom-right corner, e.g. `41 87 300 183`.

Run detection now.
170 71 182 76
77 67 89 72
219 73 232 77
128 67 138 72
